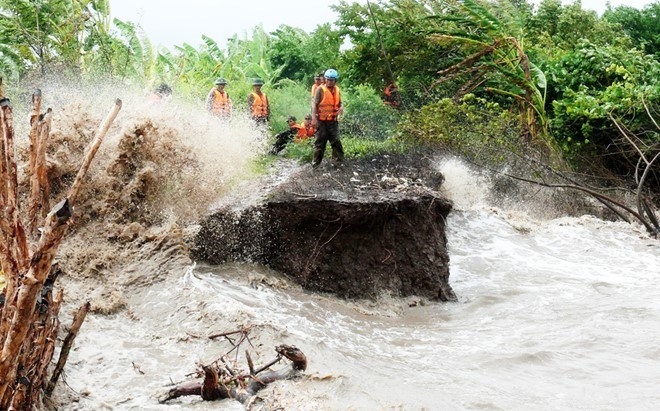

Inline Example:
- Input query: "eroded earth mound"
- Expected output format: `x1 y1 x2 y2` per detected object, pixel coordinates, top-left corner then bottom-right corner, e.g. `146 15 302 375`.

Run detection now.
192 152 457 301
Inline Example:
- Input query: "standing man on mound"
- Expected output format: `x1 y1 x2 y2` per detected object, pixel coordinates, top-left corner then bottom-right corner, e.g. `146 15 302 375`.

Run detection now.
247 78 270 127
205 78 233 119
311 69 344 170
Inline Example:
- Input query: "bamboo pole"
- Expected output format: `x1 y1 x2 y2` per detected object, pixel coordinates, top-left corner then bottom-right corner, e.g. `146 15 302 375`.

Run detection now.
37 110 53 218
1 100 29 271
27 90 43 235
68 99 122 204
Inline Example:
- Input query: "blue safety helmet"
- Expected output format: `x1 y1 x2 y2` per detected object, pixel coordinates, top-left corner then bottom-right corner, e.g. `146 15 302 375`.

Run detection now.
324 69 339 80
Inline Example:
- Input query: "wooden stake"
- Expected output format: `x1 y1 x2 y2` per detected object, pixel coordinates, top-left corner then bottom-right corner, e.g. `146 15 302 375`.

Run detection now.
46 301 90 395
68 99 122 204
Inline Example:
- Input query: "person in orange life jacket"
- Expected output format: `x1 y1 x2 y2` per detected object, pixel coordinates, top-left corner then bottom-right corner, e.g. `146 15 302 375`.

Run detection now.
383 82 400 108
269 115 307 155
247 78 270 126
299 114 317 142
311 74 323 101
311 68 344 169
205 78 233 118
147 83 172 104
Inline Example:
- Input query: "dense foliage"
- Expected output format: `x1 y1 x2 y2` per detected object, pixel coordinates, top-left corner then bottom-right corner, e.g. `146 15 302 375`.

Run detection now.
0 0 659 189
397 95 518 151
548 42 660 168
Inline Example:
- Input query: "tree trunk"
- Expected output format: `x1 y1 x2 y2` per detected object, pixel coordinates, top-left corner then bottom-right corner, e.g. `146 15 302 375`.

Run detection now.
0 82 121 409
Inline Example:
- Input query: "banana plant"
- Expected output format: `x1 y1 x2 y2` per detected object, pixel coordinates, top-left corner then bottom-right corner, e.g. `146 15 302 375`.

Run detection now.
428 0 548 141
154 41 220 97
154 24 285 98
111 18 155 80
230 25 284 86
0 0 114 76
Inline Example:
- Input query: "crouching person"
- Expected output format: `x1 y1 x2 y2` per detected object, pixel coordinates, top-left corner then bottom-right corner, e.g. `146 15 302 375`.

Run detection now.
270 115 306 155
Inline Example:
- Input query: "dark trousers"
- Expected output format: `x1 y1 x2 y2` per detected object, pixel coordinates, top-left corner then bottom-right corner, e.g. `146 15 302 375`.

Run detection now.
313 120 343 168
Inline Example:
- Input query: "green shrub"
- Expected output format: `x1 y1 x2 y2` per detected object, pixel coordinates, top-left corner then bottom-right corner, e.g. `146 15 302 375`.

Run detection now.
396 95 519 165
267 81 313 132
283 138 314 163
341 136 409 159
341 85 402 140
547 42 660 168
279 133 410 164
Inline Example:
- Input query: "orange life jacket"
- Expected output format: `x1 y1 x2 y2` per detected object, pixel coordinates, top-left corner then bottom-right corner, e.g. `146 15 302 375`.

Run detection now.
303 123 316 137
383 84 399 108
311 83 319 97
212 90 231 115
250 92 269 118
292 124 310 142
317 85 341 121
293 124 305 136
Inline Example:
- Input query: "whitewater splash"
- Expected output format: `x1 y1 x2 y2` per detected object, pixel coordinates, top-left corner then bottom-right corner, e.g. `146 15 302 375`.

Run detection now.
22 85 659 410
12 80 274 227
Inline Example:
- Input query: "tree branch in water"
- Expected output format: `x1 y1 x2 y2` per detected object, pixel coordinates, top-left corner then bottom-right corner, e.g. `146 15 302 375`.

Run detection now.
159 328 307 405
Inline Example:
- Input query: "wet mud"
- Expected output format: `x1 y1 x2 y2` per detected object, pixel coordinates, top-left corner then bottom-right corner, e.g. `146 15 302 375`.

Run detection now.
192 152 457 301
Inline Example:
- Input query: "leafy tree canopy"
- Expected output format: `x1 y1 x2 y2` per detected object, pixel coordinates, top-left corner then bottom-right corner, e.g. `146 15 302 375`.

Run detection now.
603 2 660 57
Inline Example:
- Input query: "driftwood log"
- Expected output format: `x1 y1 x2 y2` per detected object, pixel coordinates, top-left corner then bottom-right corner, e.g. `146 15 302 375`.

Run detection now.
160 329 307 405
0 80 121 409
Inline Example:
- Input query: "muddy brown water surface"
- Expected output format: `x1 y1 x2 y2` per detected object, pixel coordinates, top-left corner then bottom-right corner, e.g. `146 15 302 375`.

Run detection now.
18 87 660 410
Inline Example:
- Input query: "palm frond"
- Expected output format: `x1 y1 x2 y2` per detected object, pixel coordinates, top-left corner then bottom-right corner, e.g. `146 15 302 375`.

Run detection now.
459 0 506 35
202 35 225 61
